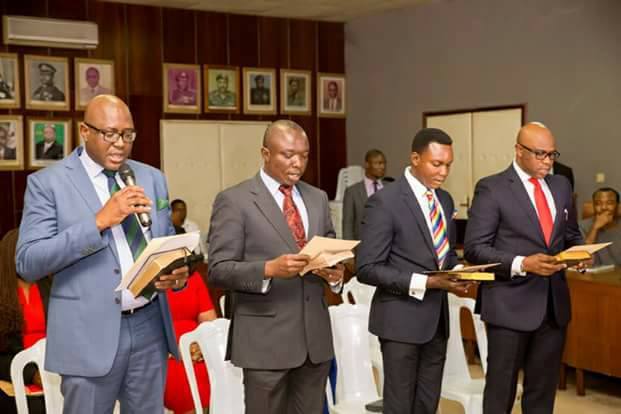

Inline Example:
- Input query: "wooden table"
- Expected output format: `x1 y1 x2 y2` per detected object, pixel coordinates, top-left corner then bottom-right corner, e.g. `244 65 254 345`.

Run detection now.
560 268 621 395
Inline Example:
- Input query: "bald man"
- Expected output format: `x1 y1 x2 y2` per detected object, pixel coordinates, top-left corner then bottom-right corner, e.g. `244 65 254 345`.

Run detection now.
17 95 188 414
208 120 344 413
464 123 585 413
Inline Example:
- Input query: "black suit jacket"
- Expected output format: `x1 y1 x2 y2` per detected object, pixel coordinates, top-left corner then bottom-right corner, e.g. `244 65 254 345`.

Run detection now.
356 175 458 344
553 161 574 190
35 142 63 160
342 181 368 241
464 165 583 331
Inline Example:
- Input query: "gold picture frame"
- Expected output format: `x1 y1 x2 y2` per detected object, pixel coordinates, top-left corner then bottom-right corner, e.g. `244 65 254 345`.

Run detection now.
27 117 72 170
0 115 24 171
317 73 346 118
204 65 240 113
243 67 277 115
74 58 115 111
280 69 311 116
163 63 201 114
24 55 70 111
0 53 21 109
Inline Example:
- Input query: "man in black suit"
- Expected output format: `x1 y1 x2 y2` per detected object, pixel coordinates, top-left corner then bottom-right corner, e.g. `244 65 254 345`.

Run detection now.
464 122 585 413
357 128 474 414
342 149 387 240
35 124 63 160
552 160 574 190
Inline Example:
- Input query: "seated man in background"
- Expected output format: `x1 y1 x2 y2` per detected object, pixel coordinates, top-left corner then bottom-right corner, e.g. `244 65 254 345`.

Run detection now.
171 198 203 253
580 187 621 265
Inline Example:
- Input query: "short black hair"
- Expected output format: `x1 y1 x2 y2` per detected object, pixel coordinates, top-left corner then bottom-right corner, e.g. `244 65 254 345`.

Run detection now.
593 187 620 203
411 128 452 153
171 199 186 210
364 149 385 162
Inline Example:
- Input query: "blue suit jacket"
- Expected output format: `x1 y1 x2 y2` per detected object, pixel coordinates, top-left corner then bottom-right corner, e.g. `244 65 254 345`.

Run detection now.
16 147 178 377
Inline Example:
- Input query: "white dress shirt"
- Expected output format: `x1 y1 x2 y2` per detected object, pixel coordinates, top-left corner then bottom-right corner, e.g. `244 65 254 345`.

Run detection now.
79 148 153 311
404 167 450 300
511 160 557 276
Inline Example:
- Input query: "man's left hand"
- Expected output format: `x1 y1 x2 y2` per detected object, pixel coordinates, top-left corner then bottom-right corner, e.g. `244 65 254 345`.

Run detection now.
315 263 345 285
155 265 190 290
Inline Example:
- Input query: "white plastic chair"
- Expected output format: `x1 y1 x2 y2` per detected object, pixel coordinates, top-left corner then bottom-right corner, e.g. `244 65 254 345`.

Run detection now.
334 165 364 202
441 294 521 414
10 339 63 414
179 318 244 414
327 304 379 413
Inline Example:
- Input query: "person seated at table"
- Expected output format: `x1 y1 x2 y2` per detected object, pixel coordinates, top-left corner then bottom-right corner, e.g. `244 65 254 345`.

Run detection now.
580 187 621 265
164 271 217 414
0 229 49 414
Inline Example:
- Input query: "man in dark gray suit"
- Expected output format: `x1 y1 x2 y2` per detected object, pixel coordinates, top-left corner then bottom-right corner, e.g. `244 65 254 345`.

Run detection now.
357 128 473 414
342 149 387 241
208 120 344 414
464 122 585 413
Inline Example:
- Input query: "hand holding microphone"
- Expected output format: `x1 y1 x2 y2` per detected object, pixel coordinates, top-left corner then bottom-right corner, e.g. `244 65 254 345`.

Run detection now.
118 164 152 228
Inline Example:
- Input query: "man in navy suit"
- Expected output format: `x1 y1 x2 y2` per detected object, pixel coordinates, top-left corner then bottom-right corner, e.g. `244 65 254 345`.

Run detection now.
464 122 585 413
357 128 474 414
17 95 189 414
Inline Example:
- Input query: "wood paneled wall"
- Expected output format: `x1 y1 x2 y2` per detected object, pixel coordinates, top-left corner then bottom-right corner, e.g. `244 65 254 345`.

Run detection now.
0 0 346 238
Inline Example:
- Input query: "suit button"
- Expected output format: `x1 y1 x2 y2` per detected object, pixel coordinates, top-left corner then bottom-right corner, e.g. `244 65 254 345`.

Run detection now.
114 268 120 274
115 298 121 304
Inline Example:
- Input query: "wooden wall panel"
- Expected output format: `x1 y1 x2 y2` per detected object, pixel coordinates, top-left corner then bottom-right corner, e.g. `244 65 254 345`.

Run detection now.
0 4 346 239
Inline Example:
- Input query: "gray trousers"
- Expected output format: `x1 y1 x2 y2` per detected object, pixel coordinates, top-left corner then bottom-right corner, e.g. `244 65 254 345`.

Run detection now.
60 301 168 414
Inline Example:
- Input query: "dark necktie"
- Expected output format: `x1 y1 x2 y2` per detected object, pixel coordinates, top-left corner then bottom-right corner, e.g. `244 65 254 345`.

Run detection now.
279 185 306 249
103 170 148 261
529 177 554 245
372 180 379 194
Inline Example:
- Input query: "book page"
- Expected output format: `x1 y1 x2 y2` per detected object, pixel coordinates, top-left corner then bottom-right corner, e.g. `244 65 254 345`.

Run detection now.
423 263 500 274
562 242 612 254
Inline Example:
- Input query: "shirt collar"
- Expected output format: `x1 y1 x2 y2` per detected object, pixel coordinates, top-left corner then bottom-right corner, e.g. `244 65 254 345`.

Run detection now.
79 146 105 180
259 168 300 197
364 176 381 186
404 166 433 198
512 159 540 184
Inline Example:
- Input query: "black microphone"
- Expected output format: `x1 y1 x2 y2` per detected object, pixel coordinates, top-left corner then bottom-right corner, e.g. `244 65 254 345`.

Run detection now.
118 163 152 228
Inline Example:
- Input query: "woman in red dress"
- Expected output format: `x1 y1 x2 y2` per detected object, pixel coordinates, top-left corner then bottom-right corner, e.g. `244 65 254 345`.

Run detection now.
164 271 217 414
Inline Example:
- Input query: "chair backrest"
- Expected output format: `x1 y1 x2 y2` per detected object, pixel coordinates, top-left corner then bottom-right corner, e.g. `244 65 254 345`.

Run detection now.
334 166 364 201
179 318 244 414
341 277 376 305
444 294 478 383
329 304 379 404
10 339 63 414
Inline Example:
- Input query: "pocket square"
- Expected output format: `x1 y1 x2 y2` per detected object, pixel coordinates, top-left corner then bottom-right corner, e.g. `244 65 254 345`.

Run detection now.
564 208 568 220
157 198 169 210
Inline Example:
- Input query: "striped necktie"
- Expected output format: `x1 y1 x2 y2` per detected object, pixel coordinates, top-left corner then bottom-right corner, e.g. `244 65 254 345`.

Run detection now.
103 170 148 261
425 190 449 267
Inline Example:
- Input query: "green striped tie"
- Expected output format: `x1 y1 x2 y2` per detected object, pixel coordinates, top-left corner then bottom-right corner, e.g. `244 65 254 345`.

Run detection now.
103 170 148 261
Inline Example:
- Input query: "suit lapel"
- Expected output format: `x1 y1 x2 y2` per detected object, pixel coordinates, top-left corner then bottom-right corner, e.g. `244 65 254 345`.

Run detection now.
355 181 367 205
545 175 565 244
506 167 547 245
251 174 299 252
132 163 158 238
399 177 438 266
298 183 319 239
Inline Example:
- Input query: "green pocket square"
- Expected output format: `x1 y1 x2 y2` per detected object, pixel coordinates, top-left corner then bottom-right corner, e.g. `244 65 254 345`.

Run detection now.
157 198 169 210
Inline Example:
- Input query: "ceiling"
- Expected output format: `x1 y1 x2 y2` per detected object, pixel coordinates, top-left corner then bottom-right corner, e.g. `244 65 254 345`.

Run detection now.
100 0 429 22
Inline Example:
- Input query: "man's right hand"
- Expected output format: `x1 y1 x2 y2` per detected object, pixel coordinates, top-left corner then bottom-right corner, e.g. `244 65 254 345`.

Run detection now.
265 254 311 278
426 273 476 295
95 185 152 231
522 253 566 276
592 211 614 231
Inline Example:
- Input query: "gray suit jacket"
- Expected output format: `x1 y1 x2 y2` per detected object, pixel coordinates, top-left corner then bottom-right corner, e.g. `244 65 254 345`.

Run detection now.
207 173 335 370
16 147 178 377
342 181 367 240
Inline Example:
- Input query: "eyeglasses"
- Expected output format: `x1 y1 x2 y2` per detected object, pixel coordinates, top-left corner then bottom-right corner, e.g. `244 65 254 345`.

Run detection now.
83 122 137 144
518 143 560 161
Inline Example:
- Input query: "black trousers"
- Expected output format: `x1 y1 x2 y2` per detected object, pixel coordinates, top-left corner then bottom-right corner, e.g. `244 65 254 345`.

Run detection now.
380 317 447 414
483 317 566 414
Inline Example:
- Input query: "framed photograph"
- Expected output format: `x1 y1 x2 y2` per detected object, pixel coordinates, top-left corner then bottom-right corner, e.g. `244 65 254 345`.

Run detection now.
75 58 115 110
163 63 201 114
0 115 24 171
27 118 72 169
318 73 346 118
204 65 240 113
280 69 311 115
25 55 70 111
0 53 20 109
243 67 276 115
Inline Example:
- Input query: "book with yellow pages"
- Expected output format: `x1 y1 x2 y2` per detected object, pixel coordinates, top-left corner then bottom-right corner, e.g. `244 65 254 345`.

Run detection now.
554 242 612 266
423 263 500 281
298 236 360 276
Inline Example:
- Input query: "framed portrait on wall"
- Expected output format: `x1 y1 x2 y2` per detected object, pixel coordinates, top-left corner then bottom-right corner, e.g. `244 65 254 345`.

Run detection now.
0 53 20 109
280 69 311 116
27 118 72 169
318 73 346 118
163 63 201 114
243 67 276 115
0 115 24 171
75 58 115 110
204 65 240 113
24 55 70 111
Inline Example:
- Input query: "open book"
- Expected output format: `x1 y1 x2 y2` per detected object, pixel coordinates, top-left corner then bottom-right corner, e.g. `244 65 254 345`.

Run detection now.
298 236 360 276
115 232 200 298
423 263 500 281
555 242 612 266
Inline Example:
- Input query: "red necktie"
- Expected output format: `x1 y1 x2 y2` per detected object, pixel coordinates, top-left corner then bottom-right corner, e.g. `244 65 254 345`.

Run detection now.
279 185 306 249
529 177 554 245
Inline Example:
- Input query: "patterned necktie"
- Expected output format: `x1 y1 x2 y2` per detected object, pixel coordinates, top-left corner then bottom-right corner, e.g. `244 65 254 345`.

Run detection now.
279 185 306 249
103 170 148 260
425 191 449 267
529 177 554 245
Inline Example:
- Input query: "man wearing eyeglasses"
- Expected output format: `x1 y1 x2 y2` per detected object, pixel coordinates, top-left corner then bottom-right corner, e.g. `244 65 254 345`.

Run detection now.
464 122 587 414
16 95 189 414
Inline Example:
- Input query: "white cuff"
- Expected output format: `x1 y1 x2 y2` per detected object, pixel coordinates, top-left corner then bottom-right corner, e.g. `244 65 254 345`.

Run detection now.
511 256 526 277
261 278 272 293
409 273 428 300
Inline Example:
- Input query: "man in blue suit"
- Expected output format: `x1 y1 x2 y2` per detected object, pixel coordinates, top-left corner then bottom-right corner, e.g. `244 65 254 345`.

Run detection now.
16 95 189 414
